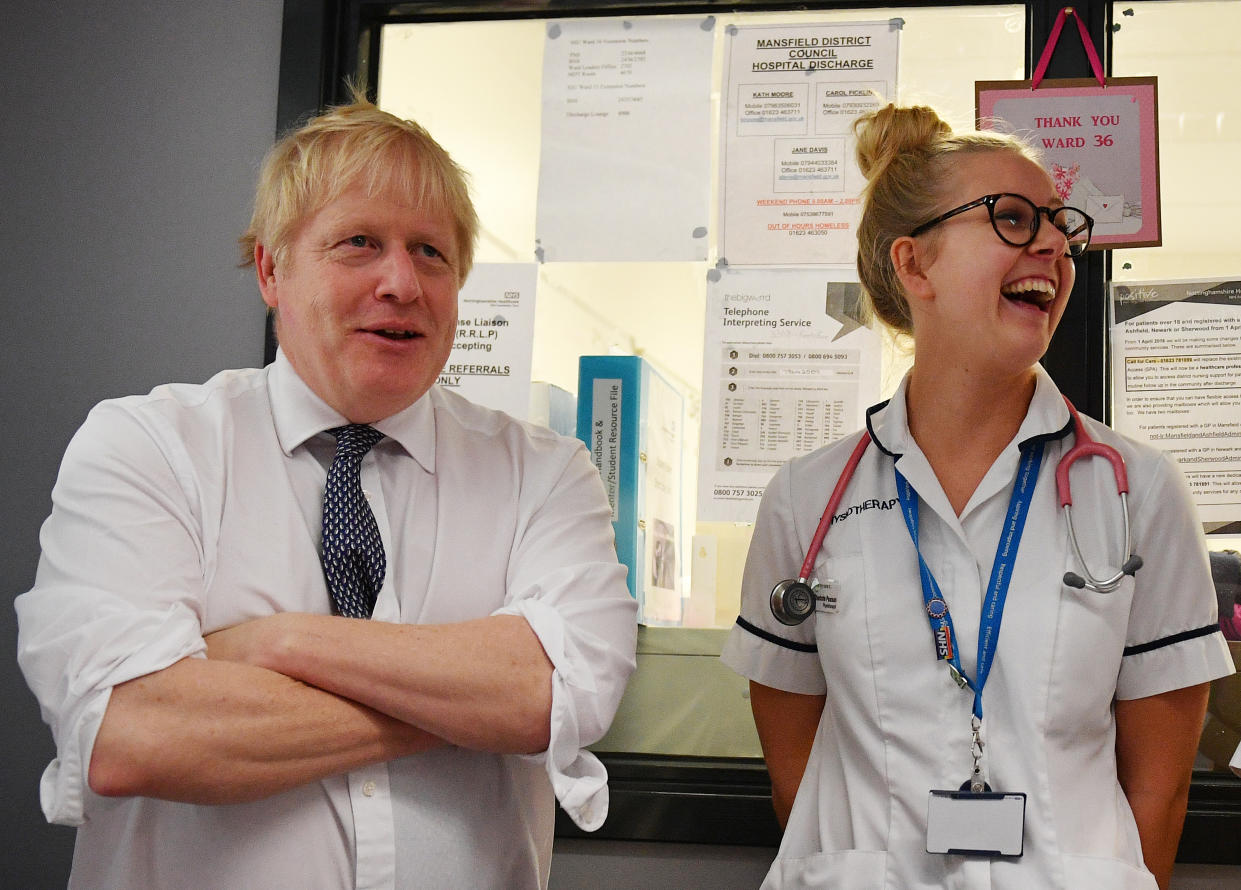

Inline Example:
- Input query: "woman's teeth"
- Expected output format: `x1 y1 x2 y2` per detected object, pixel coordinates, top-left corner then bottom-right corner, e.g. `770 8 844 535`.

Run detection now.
1001 279 1056 306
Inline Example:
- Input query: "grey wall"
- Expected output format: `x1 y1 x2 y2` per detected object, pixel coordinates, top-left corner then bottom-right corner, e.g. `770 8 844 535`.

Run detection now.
0 0 282 883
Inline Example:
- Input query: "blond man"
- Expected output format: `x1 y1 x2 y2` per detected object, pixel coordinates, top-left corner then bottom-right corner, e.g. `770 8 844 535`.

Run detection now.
18 99 637 890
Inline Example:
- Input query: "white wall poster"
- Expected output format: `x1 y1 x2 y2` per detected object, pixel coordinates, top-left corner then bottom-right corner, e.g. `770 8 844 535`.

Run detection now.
697 267 881 522
1110 278 1241 526
536 16 715 261
439 263 538 418
718 21 899 267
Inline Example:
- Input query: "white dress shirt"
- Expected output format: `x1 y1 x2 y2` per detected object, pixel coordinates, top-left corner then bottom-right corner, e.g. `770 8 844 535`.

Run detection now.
16 351 638 890
723 367 1233 889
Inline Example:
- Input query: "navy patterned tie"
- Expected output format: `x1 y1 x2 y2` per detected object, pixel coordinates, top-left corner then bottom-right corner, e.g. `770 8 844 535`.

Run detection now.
321 424 386 618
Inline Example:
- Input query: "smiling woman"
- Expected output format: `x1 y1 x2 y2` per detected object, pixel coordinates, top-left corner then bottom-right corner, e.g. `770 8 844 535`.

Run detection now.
898 150 1075 399
722 102 1234 890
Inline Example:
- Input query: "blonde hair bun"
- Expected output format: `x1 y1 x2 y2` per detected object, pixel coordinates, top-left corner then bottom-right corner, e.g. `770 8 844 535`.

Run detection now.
853 104 952 181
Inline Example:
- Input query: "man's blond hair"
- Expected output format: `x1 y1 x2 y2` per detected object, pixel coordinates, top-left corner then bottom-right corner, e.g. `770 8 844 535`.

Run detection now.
240 95 478 284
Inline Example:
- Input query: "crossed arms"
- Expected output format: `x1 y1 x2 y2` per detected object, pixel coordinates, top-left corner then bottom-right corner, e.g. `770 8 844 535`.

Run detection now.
17 397 636 820
89 612 554 804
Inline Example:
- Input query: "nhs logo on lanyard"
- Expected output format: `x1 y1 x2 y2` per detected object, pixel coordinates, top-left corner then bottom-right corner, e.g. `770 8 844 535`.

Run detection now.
935 624 955 660
927 596 954 660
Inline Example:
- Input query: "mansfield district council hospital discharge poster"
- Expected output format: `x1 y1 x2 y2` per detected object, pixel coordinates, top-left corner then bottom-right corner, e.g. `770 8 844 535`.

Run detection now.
718 21 899 267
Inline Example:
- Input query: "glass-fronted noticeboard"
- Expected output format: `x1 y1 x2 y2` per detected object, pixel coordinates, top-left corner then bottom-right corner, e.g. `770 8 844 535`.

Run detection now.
275 0 1241 863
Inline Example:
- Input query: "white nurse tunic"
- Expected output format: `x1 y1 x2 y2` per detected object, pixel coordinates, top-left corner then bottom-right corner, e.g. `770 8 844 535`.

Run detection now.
722 367 1234 890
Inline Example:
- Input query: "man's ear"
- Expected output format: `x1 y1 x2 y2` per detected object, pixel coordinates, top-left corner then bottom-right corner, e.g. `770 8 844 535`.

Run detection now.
891 235 935 304
255 243 279 309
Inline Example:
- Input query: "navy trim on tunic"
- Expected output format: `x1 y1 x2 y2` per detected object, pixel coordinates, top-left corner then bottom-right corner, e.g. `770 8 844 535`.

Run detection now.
736 616 819 653
1123 623 1222 657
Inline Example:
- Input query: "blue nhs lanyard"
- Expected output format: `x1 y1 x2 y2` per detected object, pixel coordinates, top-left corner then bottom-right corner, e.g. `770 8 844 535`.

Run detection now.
893 441 1045 721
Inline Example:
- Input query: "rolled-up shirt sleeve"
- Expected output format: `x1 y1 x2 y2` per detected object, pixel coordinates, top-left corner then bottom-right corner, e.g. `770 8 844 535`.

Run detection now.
496 445 637 832
15 401 208 825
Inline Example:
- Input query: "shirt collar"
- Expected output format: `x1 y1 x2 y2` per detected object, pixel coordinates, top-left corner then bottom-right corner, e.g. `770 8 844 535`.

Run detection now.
866 363 1073 460
268 349 437 473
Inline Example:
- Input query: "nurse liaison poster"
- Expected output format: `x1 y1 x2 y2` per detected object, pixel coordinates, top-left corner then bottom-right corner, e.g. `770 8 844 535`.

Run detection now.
718 21 899 267
437 263 538 419
1109 278 1241 528
976 77 1160 249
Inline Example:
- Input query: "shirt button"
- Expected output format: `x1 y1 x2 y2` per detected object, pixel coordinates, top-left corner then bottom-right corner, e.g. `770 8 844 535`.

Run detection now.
362 781 377 797
362 490 372 503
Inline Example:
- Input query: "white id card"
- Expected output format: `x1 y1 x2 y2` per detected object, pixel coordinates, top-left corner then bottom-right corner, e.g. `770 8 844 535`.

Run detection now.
814 580 839 614
926 790 1025 857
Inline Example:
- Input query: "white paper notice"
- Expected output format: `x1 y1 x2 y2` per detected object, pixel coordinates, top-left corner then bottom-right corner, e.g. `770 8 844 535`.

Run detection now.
439 263 538 419
719 21 899 267
642 370 685 624
1110 279 1241 526
698 267 881 522
537 17 714 261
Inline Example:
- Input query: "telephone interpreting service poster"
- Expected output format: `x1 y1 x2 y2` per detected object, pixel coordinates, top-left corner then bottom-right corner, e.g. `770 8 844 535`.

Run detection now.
438 263 538 419
718 21 899 267
536 16 714 261
1110 278 1241 526
697 267 881 522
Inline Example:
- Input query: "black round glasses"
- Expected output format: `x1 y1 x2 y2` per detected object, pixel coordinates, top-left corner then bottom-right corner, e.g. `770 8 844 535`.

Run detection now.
910 193 1094 257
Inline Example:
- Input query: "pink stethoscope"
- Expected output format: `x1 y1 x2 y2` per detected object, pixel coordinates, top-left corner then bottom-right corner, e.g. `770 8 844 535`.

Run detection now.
770 397 1144 626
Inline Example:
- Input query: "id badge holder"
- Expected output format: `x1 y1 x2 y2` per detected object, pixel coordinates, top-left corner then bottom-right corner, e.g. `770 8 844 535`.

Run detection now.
814 578 839 614
926 789 1025 857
